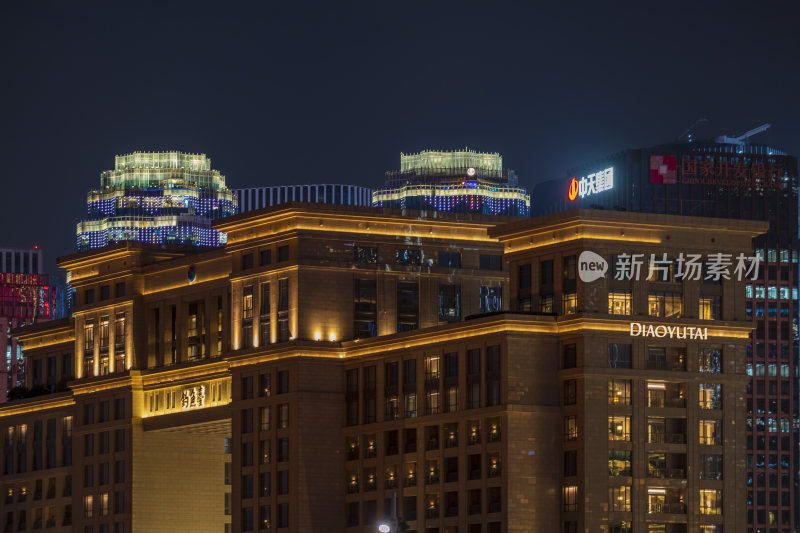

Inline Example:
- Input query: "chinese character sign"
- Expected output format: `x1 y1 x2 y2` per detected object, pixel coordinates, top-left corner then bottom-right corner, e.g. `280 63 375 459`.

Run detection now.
181 385 206 410
607 252 761 282
679 157 786 190
568 167 614 201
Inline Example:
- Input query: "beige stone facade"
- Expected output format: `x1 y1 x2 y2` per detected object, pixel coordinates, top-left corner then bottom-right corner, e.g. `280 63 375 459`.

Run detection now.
0 205 764 533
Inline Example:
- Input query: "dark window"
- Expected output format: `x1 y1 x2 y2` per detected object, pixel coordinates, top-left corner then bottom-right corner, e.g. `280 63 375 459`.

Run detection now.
242 507 253 531
278 279 290 341
85 289 95 305
278 470 289 495
608 344 632 368
354 278 377 338
438 251 461 269
564 450 577 477
277 371 289 394
242 376 254 399
363 366 376 424
115 461 124 483
480 254 502 270
395 249 421 266
479 286 502 313
242 442 253 467
445 353 458 378
278 246 289 262
518 264 531 289
242 474 253 499
260 283 270 316
242 409 253 434
84 434 94 457
397 282 419 332
563 344 577 369
114 283 125 298
84 404 95 425
100 286 110 300
260 250 271 266
541 260 554 285
467 349 481 409
354 247 377 264
278 438 289 462
114 399 124 420
242 254 254 270
277 503 289 528
114 491 124 514
346 502 359 527
438 284 461 322
563 256 576 281
564 380 576 405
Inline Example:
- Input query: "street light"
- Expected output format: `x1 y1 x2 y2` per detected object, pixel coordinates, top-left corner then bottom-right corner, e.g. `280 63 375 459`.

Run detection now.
378 525 391 533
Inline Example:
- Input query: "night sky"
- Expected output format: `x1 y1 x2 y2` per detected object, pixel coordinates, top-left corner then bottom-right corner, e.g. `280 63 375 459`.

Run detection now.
2 1 799 274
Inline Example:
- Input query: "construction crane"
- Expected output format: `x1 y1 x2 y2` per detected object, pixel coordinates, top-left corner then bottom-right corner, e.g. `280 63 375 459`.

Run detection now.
715 123 771 148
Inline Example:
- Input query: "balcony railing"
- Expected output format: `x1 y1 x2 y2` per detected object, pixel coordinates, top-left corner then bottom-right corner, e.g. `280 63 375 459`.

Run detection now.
648 502 687 514
648 468 686 479
649 432 686 444
648 397 686 408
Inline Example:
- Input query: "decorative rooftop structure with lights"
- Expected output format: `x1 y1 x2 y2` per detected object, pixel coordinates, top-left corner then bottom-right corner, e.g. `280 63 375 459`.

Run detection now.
372 149 530 216
76 151 238 251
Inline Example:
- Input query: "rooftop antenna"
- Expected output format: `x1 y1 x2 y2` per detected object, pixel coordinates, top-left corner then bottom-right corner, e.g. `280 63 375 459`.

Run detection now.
679 118 709 142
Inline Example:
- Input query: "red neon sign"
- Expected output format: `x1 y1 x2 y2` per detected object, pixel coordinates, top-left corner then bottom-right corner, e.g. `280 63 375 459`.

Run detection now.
567 178 579 201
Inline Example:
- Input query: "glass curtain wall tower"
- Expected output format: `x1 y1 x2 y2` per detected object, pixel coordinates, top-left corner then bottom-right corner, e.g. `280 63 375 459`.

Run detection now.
76 152 237 251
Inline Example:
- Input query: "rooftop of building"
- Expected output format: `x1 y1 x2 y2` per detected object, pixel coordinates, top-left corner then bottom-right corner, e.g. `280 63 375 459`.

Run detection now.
95 151 230 191
57 240 217 270
113 151 212 171
214 201 521 232
489 208 769 245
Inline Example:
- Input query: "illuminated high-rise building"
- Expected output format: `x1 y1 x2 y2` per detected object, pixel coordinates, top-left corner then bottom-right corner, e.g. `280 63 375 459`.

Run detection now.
76 151 238 251
532 129 800 533
0 246 64 401
372 149 530 216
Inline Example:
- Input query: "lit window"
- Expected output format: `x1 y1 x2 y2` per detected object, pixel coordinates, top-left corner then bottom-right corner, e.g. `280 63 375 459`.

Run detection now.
608 379 631 405
648 292 682 318
699 384 722 410
562 486 578 512
699 489 722 515
608 416 630 441
564 416 577 441
609 485 631 512
563 292 577 315
608 291 631 315
608 450 631 476
699 296 721 320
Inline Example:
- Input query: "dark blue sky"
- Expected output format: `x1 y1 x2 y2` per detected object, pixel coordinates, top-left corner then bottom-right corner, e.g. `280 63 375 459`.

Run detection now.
2 1 799 272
